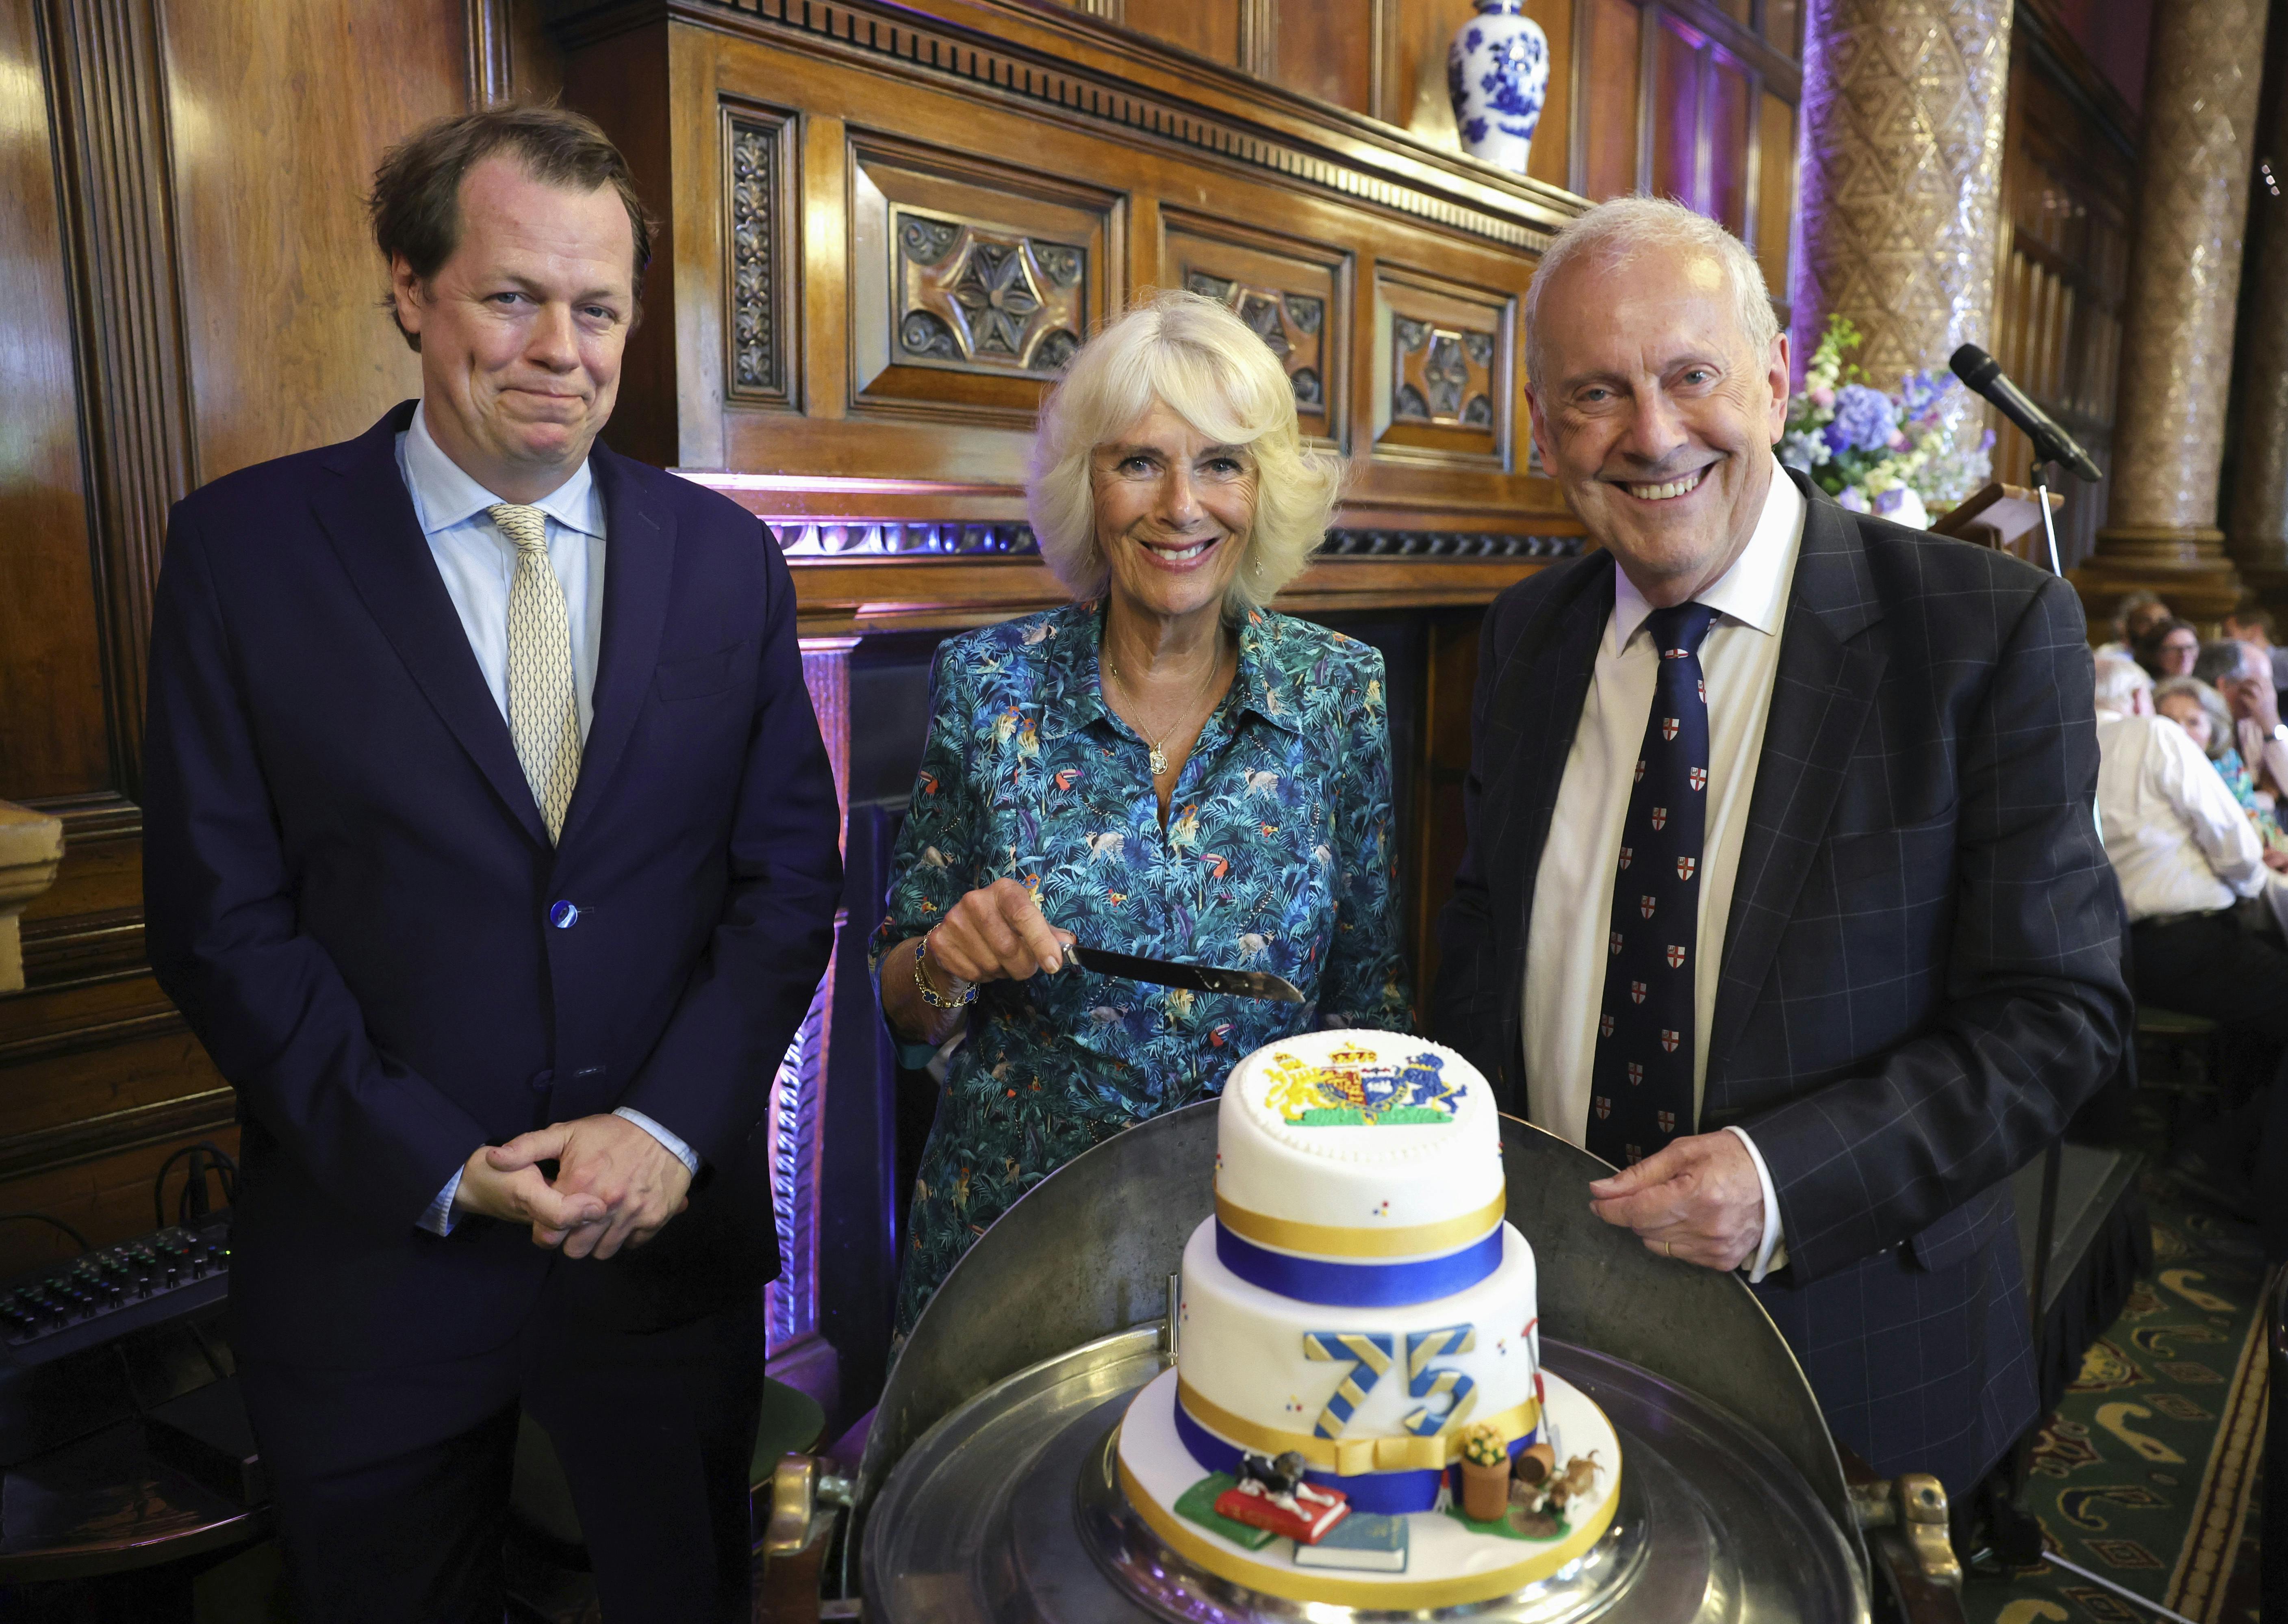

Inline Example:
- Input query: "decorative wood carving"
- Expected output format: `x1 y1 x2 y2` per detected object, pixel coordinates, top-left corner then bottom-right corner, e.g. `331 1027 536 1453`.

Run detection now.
1164 212 1348 442
1391 317 1497 429
725 105 796 403
897 212 1085 375
1187 274 1327 410
763 637 854 1352
1373 269 1513 468
849 139 1114 420
43 0 201 796
761 517 1578 560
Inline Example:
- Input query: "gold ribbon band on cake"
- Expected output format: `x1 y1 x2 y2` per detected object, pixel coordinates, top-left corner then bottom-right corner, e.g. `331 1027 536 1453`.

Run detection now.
1176 1378 1539 1474
1212 1190 1507 1259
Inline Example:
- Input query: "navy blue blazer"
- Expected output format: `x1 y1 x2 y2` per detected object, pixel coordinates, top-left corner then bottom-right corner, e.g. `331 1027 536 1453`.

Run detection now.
1432 468 2132 1490
143 401 843 1367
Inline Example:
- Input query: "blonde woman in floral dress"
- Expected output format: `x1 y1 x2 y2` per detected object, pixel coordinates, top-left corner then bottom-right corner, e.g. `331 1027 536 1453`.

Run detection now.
873 291 1411 1334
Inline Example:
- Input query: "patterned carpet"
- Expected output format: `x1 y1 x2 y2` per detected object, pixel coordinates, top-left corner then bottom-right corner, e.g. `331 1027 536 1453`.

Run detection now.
1965 1171 2271 1624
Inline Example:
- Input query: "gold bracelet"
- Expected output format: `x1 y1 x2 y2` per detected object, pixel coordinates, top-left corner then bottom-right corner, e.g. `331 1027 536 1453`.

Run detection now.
912 932 977 1010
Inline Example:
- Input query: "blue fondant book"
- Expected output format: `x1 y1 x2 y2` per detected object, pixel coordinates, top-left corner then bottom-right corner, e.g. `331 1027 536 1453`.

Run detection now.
1290 1511 1409 1572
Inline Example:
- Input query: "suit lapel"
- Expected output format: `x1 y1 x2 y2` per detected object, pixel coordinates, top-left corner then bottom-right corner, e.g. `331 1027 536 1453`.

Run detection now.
1706 478 1885 1084
313 404 550 848
1489 557 1614 1116
557 441 675 849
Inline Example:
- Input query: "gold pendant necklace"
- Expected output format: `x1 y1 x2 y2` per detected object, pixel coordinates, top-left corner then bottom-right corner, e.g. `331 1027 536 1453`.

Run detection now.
1109 644 1225 780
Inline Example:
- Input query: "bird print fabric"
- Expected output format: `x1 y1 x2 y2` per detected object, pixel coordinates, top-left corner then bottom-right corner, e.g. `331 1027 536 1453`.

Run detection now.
874 600 1412 1331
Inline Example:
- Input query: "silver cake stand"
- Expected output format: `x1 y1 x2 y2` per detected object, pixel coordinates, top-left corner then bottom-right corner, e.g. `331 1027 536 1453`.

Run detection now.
853 1104 1877 1622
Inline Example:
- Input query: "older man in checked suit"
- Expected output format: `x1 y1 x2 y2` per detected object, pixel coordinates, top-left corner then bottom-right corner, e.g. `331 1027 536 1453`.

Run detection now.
1431 197 2131 1501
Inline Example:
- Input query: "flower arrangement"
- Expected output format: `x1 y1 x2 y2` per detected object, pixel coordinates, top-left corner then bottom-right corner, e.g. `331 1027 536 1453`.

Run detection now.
1459 1421 1509 1468
1778 315 1994 529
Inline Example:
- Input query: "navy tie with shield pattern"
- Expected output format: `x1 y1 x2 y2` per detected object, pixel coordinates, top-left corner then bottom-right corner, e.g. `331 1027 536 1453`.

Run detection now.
1584 600 1719 1169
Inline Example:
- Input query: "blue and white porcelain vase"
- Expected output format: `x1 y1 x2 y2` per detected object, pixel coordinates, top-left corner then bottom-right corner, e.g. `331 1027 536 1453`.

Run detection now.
1446 0 1550 175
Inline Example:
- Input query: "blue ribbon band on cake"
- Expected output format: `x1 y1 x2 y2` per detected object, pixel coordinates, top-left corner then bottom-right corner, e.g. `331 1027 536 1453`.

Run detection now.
1173 1379 1540 1515
1213 1220 1503 1307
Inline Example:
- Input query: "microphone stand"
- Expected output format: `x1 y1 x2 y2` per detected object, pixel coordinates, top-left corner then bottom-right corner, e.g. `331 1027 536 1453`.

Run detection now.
2031 458 2063 578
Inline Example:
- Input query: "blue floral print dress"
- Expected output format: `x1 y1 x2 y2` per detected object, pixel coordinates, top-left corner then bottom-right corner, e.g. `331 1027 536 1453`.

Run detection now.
873 600 1412 1331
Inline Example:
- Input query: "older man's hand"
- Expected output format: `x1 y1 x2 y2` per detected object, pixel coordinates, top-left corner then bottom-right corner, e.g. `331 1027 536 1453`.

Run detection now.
1587 1130 1764 1271
485 1114 694 1259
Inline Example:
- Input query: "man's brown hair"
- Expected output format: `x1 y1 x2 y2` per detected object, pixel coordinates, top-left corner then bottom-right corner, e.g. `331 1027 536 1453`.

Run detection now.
2226 597 2279 640
367 104 656 351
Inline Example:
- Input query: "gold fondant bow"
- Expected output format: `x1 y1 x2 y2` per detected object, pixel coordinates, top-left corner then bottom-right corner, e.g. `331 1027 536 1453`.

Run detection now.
1177 1379 1538 1474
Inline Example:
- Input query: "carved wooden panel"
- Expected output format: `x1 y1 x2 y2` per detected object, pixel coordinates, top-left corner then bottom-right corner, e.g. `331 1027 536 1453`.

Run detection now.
1373 270 1514 469
1164 214 1349 447
724 103 798 406
850 139 1115 423
896 214 1086 375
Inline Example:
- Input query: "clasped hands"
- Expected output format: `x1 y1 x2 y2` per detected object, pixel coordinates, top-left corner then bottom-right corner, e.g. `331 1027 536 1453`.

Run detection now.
1587 1130 1765 1273
452 1112 692 1259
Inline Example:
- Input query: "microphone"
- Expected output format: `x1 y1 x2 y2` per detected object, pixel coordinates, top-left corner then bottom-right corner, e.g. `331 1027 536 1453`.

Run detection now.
1949 345 2103 482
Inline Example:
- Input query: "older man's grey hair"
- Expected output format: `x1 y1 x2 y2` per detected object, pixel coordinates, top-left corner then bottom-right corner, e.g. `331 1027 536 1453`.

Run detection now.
2191 639 2260 692
2090 652 2152 716
1524 196 1780 390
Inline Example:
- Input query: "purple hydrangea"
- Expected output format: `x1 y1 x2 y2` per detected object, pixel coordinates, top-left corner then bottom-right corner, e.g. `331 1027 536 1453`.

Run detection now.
1823 383 1899 455
1898 370 1949 421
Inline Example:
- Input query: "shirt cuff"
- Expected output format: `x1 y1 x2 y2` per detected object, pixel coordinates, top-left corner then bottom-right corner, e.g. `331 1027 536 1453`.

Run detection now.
1723 1125 1787 1282
419 1167 465 1237
614 1107 701 1174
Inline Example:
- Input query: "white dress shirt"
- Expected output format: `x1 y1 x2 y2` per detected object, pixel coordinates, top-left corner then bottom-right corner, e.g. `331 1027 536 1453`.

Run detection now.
1523 457 1805 1281
2097 712 2266 921
2233 716 2288 804
394 404 698 1234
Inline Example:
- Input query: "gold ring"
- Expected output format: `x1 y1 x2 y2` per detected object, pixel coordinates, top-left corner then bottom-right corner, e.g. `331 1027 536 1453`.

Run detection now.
1665 1239 1675 1259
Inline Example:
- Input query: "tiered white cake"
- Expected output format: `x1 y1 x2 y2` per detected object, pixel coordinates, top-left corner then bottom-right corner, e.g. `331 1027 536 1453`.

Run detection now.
1114 1030 1620 1607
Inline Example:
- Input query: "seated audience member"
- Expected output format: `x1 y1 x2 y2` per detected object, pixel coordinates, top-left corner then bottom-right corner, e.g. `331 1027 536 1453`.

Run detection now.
2155 676 2288 865
2103 668 2287 1212
873 290 1410 1335
2100 674 2268 957
2193 638 2288 803
2222 599 2288 692
2137 616 2201 680
2097 589 2171 659
2092 652 2153 719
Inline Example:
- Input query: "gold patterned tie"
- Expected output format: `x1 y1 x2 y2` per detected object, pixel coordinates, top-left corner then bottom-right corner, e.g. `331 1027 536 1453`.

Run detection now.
487 503 581 843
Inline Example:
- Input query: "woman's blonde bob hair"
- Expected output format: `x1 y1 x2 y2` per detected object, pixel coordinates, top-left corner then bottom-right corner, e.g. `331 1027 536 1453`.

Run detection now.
1028 289 1340 618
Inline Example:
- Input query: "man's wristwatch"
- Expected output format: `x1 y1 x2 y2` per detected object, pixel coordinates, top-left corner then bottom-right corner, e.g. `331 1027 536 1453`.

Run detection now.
913 931 977 1010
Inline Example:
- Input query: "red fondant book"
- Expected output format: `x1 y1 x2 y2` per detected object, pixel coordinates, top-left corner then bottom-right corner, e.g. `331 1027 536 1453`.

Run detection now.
1212 1479 1350 1544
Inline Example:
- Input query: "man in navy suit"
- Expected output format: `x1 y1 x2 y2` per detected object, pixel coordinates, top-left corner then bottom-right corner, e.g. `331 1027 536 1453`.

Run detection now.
142 106 842 1622
1432 198 2130 1503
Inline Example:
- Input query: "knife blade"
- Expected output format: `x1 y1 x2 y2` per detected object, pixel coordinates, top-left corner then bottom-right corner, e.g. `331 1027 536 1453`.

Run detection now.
1063 942 1306 1003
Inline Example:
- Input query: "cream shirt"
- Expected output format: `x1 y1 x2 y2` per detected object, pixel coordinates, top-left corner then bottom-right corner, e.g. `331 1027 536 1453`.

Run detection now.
2097 712 2265 921
1522 457 1805 1279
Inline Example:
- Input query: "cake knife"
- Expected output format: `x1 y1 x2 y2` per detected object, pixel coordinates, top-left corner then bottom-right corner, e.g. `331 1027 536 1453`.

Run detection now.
1061 941 1307 1003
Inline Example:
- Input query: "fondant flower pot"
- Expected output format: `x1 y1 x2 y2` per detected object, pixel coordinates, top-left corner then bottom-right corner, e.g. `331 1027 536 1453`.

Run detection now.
1459 1456 1511 1522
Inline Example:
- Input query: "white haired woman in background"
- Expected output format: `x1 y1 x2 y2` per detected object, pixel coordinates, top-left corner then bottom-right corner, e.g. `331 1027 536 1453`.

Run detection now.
872 290 1412 1332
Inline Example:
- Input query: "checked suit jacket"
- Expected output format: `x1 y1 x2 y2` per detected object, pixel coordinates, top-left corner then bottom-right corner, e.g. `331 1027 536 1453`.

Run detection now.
1431 467 2132 1493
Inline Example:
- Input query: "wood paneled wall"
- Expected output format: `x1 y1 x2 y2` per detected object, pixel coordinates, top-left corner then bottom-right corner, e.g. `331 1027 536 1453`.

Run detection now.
1988 4 2138 574
0 0 557 1280
1056 0 1802 308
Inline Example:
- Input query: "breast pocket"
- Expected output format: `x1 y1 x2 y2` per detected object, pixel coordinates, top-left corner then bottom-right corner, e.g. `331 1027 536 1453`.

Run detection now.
654 641 751 703
1824 814 1957 918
